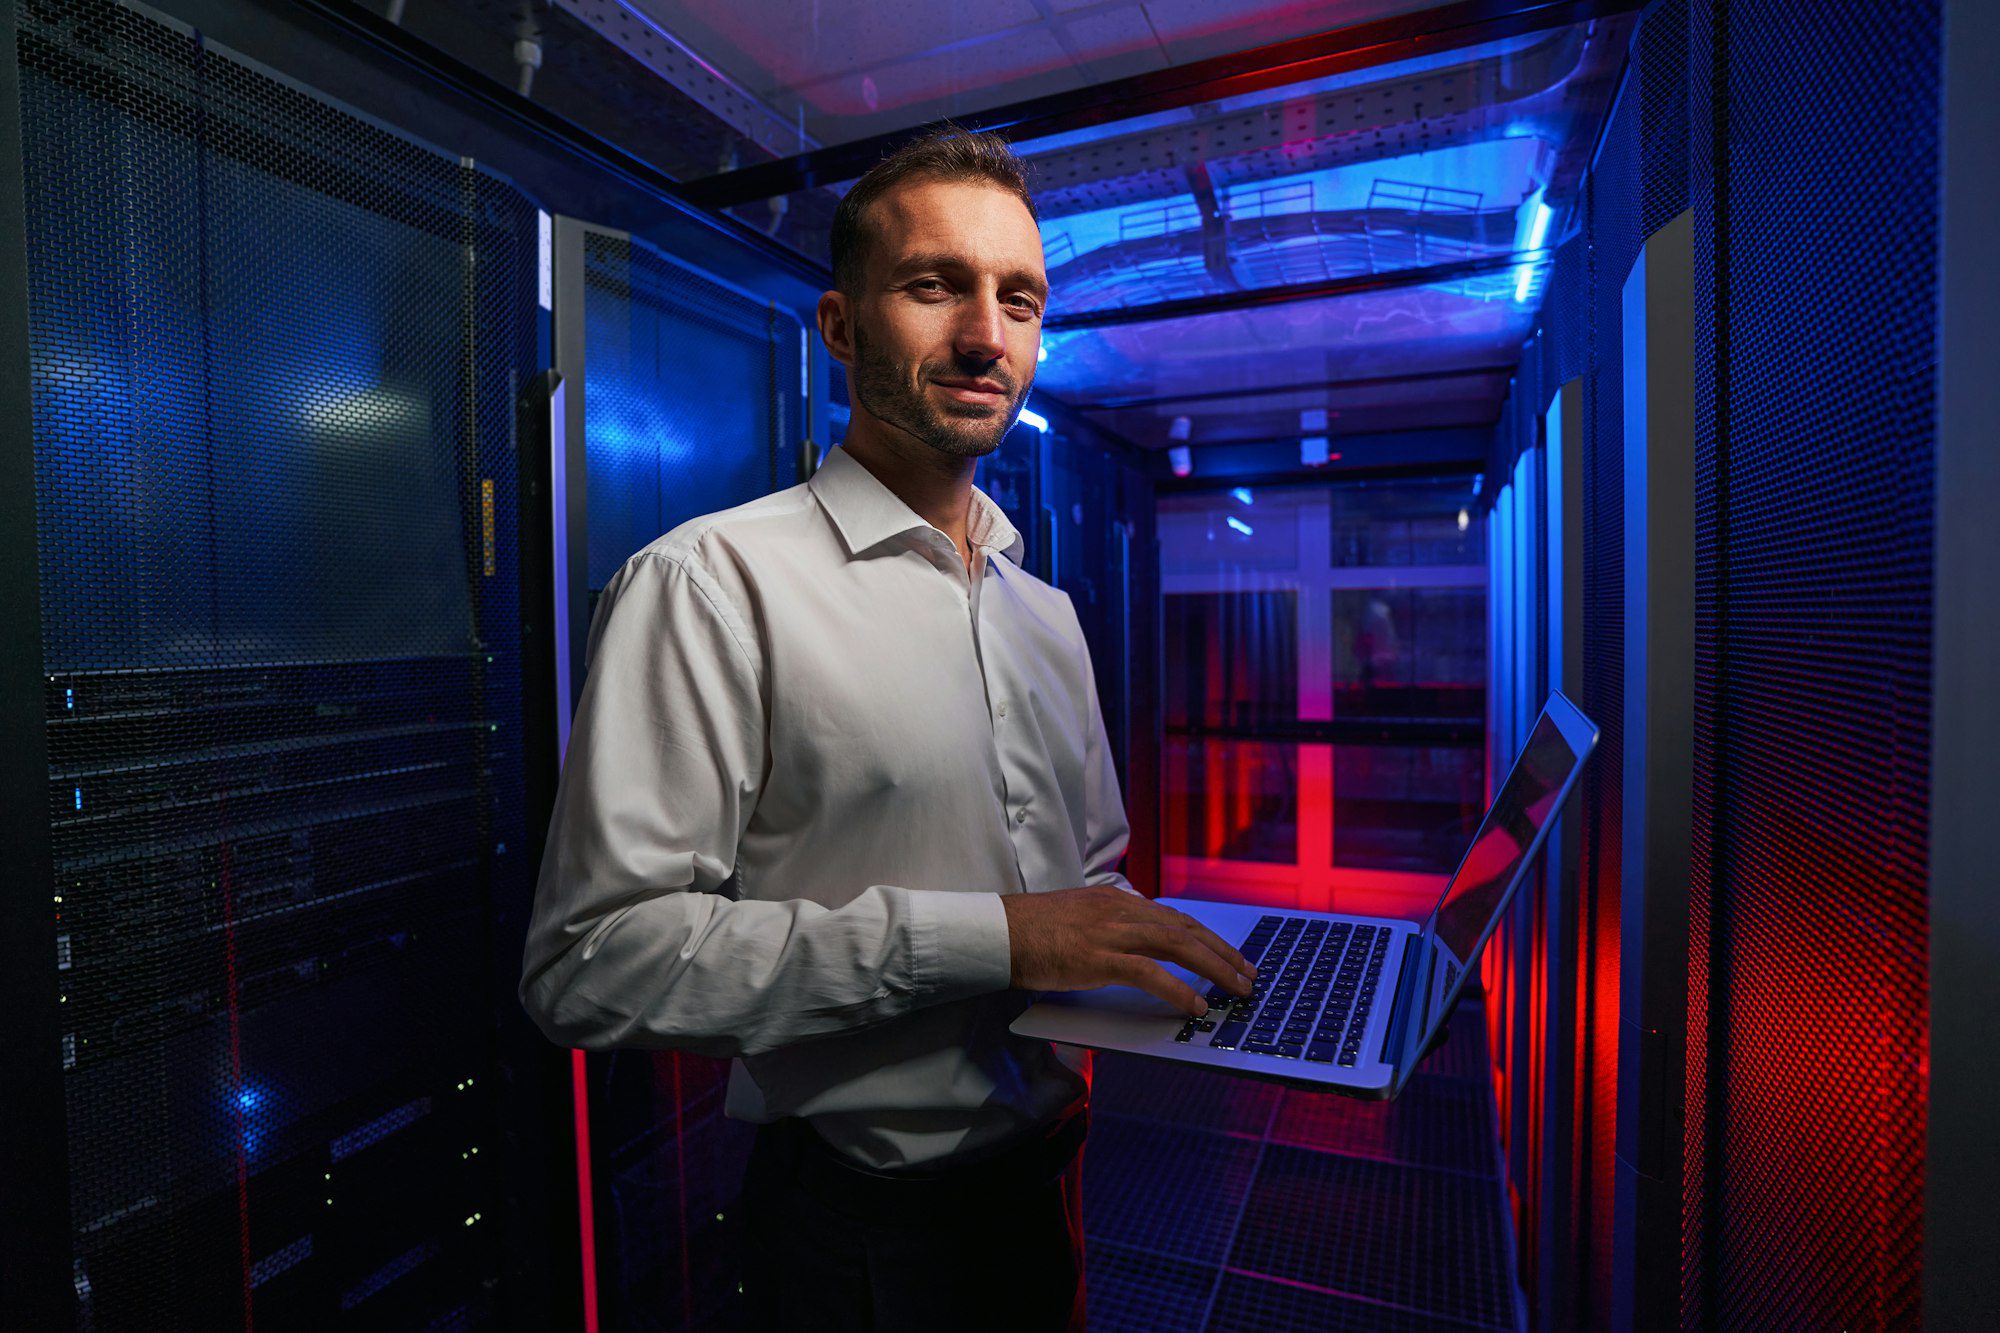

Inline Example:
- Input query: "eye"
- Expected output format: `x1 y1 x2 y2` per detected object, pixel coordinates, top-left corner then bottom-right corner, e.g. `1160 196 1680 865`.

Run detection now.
909 278 948 295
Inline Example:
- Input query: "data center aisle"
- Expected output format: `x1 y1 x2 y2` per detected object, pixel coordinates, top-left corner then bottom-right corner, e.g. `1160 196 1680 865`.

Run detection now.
1081 1000 1520 1333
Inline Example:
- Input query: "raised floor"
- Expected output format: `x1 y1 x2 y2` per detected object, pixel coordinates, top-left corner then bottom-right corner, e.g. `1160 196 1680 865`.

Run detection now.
1082 998 1522 1333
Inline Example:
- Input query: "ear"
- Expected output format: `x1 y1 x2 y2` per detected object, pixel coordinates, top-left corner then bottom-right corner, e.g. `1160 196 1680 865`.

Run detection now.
816 289 855 368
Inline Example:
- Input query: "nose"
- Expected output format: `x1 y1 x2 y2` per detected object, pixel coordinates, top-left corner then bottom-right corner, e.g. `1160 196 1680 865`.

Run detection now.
952 288 1008 366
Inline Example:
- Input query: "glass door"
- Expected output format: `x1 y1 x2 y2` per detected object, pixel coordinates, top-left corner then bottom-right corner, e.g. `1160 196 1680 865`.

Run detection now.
1160 478 1486 920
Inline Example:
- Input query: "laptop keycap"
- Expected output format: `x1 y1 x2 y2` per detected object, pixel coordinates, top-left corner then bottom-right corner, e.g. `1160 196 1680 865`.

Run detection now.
1211 913 1401 1069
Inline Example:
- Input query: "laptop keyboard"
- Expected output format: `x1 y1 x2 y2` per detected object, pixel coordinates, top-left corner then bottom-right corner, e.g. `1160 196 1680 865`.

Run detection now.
1173 915 1391 1068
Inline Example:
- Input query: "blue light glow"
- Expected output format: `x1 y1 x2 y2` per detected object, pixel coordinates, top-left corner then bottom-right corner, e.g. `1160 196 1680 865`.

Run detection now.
1525 199 1554 250
1514 195 1554 303
1226 516 1254 536
73 787 81 811
1016 407 1049 433
238 1087 264 1113
1231 487 1254 506
65 688 73 710
1036 344 1048 363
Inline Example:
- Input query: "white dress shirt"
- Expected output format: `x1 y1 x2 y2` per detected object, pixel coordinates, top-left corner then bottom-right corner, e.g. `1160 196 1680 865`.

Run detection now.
519 443 1133 1169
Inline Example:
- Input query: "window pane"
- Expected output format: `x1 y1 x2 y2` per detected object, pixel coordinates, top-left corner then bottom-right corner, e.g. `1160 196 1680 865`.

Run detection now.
1332 743 1484 872
1164 591 1298 729
1164 738 1298 864
1331 481 1484 567
1333 587 1486 720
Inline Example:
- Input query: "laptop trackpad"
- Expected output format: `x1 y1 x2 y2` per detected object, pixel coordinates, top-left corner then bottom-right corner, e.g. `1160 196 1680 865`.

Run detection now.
1012 963 1203 1046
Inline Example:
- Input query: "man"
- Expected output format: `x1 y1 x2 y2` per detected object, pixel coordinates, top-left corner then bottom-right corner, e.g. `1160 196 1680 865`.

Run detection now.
518 128 1255 1331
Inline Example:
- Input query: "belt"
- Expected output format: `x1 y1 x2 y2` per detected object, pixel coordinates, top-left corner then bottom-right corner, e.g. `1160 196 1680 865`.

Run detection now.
768 1111 1089 1228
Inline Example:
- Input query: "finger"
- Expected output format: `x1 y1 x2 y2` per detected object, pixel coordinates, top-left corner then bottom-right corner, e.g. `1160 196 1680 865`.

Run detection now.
1126 923 1252 996
1163 908 1255 978
1113 956 1207 1017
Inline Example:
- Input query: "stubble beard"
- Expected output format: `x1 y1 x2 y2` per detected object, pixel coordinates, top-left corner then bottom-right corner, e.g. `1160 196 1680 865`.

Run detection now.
850 322 1029 460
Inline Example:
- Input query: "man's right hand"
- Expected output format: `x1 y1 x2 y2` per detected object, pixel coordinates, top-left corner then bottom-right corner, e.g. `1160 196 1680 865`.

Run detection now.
1001 885 1257 1018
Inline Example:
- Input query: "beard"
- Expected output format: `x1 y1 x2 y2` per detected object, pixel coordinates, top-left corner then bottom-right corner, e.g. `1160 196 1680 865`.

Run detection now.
849 322 1029 459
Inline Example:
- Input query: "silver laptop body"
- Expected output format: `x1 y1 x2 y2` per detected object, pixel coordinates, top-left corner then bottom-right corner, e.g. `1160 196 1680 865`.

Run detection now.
1011 692 1599 1099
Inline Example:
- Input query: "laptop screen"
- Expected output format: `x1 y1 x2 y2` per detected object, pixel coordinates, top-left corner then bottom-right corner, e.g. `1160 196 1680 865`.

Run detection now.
1390 697 1595 1081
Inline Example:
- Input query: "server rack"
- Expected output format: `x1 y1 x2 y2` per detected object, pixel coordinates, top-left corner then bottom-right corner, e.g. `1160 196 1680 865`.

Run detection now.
548 213 807 1333
0 1 565 1325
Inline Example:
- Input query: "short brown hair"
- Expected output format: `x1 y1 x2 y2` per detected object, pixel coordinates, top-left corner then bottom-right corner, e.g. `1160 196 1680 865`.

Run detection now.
830 126 1038 296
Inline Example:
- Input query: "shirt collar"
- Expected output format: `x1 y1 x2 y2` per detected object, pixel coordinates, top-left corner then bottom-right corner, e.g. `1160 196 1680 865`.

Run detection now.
809 444 1026 566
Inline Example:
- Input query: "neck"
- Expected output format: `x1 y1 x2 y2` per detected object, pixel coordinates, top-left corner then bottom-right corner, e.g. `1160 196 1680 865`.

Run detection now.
839 416 983 565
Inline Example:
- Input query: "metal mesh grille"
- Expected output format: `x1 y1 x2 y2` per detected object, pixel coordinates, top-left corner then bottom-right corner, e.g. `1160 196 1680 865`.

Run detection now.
1637 0 1692 238
1474 6 1694 1321
572 230 803 1333
1085 1000 1518 1332
18 0 540 1324
1687 0 1935 1326
580 230 802 592
1682 4 1722 1318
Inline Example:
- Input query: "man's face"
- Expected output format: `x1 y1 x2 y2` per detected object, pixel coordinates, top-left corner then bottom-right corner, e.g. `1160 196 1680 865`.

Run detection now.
831 177 1046 460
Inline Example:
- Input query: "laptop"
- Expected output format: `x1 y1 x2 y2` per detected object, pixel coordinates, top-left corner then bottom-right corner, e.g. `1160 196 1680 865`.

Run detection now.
1011 691 1598 1098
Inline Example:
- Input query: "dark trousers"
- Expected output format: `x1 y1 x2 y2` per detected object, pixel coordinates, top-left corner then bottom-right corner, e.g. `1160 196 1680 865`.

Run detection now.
739 1113 1088 1333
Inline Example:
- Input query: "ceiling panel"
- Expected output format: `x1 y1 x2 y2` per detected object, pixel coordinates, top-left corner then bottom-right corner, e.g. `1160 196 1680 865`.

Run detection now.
397 0 1635 461
1136 0 1445 64
610 0 1465 150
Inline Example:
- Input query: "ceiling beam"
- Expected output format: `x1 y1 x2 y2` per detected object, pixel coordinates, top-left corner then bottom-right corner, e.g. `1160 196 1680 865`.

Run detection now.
1042 251 1532 331
1069 363 1518 412
674 0 1650 208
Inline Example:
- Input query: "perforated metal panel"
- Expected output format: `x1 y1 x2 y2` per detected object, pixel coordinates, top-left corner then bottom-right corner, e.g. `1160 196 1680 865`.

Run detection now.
1084 1000 1519 1333
579 229 804 593
1476 7 1693 1325
16 0 542 1324
1686 0 1935 1326
563 223 806 1333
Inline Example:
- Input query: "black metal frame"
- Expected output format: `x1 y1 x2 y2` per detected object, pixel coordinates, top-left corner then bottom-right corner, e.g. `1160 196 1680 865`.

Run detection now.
1044 251 1536 332
1611 208 1695 1333
1070 363 1517 413
676 0 1653 208
1928 0 2000 1324
0 5 79 1324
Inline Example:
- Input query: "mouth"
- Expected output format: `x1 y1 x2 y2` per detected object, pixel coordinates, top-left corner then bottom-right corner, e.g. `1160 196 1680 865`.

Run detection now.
930 376 1009 406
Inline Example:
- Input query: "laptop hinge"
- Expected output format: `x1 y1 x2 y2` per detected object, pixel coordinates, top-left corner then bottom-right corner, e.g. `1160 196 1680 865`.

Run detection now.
1380 931 1427 1063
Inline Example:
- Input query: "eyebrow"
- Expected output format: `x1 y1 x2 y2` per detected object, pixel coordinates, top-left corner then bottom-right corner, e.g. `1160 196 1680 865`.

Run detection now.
888 252 1048 300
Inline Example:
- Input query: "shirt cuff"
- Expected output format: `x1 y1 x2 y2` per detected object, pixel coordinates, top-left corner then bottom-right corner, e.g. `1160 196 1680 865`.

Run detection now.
907 889 1014 1004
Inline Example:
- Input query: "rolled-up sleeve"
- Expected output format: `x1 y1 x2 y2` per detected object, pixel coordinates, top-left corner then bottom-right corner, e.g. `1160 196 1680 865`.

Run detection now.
518 552 1012 1058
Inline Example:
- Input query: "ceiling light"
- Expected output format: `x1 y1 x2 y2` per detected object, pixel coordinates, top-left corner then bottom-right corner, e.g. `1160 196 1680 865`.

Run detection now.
1017 407 1049 433
1514 196 1554 303
1168 445 1192 477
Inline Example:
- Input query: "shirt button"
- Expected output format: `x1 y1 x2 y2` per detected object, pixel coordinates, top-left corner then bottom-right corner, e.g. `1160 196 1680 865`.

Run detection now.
1016 807 1030 824
997 702 1008 717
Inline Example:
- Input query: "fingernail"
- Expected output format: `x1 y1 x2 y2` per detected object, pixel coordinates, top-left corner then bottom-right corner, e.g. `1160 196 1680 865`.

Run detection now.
1196 1000 1208 1017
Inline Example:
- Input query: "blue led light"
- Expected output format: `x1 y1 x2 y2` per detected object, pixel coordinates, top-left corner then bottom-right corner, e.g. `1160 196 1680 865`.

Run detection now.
73 787 81 811
1036 344 1048 363
1514 197 1554 302
65 688 73 710
1016 407 1049 433
1226 516 1254 536
1230 487 1254 506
